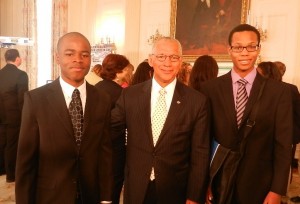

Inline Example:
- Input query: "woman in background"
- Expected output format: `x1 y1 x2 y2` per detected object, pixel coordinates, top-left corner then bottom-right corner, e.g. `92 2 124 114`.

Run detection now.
121 63 134 88
131 61 153 85
95 54 131 107
189 55 219 91
177 62 192 85
85 63 102 85
256 61 282 81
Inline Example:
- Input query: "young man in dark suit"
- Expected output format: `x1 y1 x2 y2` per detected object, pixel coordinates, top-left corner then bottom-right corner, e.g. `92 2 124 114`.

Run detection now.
0 49 28 181
15 32 113 204
111 37 210 204
202 24 293 204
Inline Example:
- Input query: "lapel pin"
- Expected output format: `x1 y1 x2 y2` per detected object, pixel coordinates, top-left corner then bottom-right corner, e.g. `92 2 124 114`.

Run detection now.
177 101 181 104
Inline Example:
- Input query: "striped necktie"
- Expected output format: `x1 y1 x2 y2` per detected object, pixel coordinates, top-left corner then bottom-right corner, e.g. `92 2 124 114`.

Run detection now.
236 79 248 127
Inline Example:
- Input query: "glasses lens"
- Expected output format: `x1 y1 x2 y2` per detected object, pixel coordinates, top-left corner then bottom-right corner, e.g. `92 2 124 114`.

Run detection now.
155 55 166 62
231 46 242 52
170 55 180 62
246 45 258 52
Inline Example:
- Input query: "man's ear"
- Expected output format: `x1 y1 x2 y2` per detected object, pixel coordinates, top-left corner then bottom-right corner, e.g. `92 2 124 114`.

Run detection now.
227 46 231 55
148 55 153 67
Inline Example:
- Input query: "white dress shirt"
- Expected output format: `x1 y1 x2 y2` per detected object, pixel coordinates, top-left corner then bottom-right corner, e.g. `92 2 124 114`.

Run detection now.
151 78 177 118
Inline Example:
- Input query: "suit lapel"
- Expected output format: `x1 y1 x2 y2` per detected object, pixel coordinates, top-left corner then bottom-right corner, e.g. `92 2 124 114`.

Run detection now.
82 83 92 134
80 83 94 149
138 81 153 147
219 73 238 130
47 79 74 138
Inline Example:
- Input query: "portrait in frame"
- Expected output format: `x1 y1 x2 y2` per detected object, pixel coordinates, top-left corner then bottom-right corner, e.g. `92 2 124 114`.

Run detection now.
170 0 250 62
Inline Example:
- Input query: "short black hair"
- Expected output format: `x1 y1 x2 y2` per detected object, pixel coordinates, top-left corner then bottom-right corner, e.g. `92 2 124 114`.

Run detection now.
4 49 20 62
228 24 260 46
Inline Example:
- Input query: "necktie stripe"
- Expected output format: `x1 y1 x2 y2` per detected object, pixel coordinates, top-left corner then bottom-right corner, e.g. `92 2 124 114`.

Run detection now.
236 79 248 127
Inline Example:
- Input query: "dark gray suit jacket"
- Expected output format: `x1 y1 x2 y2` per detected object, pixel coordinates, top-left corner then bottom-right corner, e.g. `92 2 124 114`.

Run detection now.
200 72 293 204
15 79 113 204
0 63 28 125
111 80 210 204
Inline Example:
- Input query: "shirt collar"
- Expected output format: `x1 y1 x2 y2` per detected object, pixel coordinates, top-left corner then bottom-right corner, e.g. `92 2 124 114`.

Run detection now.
151 77 177 94
231 67 257 85
59 77 87 98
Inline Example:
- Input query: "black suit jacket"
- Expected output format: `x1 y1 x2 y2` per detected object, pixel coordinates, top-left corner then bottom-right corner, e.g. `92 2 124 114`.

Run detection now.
15 79 113 204
200 72 293 204
284 83 300 144
0 63 28 125
111 80 210 204
95 79 122 109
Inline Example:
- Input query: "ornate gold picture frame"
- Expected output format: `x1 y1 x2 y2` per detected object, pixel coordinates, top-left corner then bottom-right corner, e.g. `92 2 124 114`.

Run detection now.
170 0 250 62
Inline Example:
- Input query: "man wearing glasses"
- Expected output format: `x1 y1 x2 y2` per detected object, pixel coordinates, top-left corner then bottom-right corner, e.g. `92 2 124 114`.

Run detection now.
111 37 210 204
201 24 293 204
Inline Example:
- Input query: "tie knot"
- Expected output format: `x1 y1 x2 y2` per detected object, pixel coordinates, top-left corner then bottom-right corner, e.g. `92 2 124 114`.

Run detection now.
238 79 247 86
72 89 80 99
159 89 166 96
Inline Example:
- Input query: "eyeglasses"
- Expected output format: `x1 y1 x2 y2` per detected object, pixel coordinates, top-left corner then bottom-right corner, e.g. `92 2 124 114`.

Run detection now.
152 54 181 62
230 45 260 53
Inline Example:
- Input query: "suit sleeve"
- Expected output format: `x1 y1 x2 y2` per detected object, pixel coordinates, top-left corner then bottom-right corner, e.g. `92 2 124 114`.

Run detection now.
17 71 29 111
111 90 126 149
291 85 300 144
187 95 211 203
15 92 39 204
99 97 114 201
271 85 293 194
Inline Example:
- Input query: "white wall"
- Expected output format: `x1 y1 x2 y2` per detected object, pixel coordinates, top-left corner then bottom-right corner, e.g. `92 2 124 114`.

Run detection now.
251 0 300 86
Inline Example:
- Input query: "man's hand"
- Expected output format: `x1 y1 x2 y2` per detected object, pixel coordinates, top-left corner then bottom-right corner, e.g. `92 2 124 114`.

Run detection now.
205 186 213 204
263 191 281 204
186 199 199 204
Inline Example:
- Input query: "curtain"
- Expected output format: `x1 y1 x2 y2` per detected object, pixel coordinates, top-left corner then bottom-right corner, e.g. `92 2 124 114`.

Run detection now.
23 0 38 90
51 0 68 80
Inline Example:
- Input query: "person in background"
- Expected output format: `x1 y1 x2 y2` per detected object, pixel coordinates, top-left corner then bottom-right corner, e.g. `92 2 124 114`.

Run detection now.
15 32 113 204
95 54 131 108
131 61 154 85
177 62 192 85
111 37 210 204
95 53 131 204
121 63 134 88
189 55 219 92
256 61 282 81
202 24 293 204
85 63 102 85
257 61 300 203
274 61 286 76
273 61 300 172
0 49 28 182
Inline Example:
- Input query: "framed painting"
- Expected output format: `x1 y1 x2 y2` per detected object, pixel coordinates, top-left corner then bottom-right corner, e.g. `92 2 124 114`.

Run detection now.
170 0 250 62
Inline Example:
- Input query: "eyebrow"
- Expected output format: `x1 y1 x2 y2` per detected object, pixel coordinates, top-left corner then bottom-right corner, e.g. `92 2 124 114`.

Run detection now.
64 49 90 53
